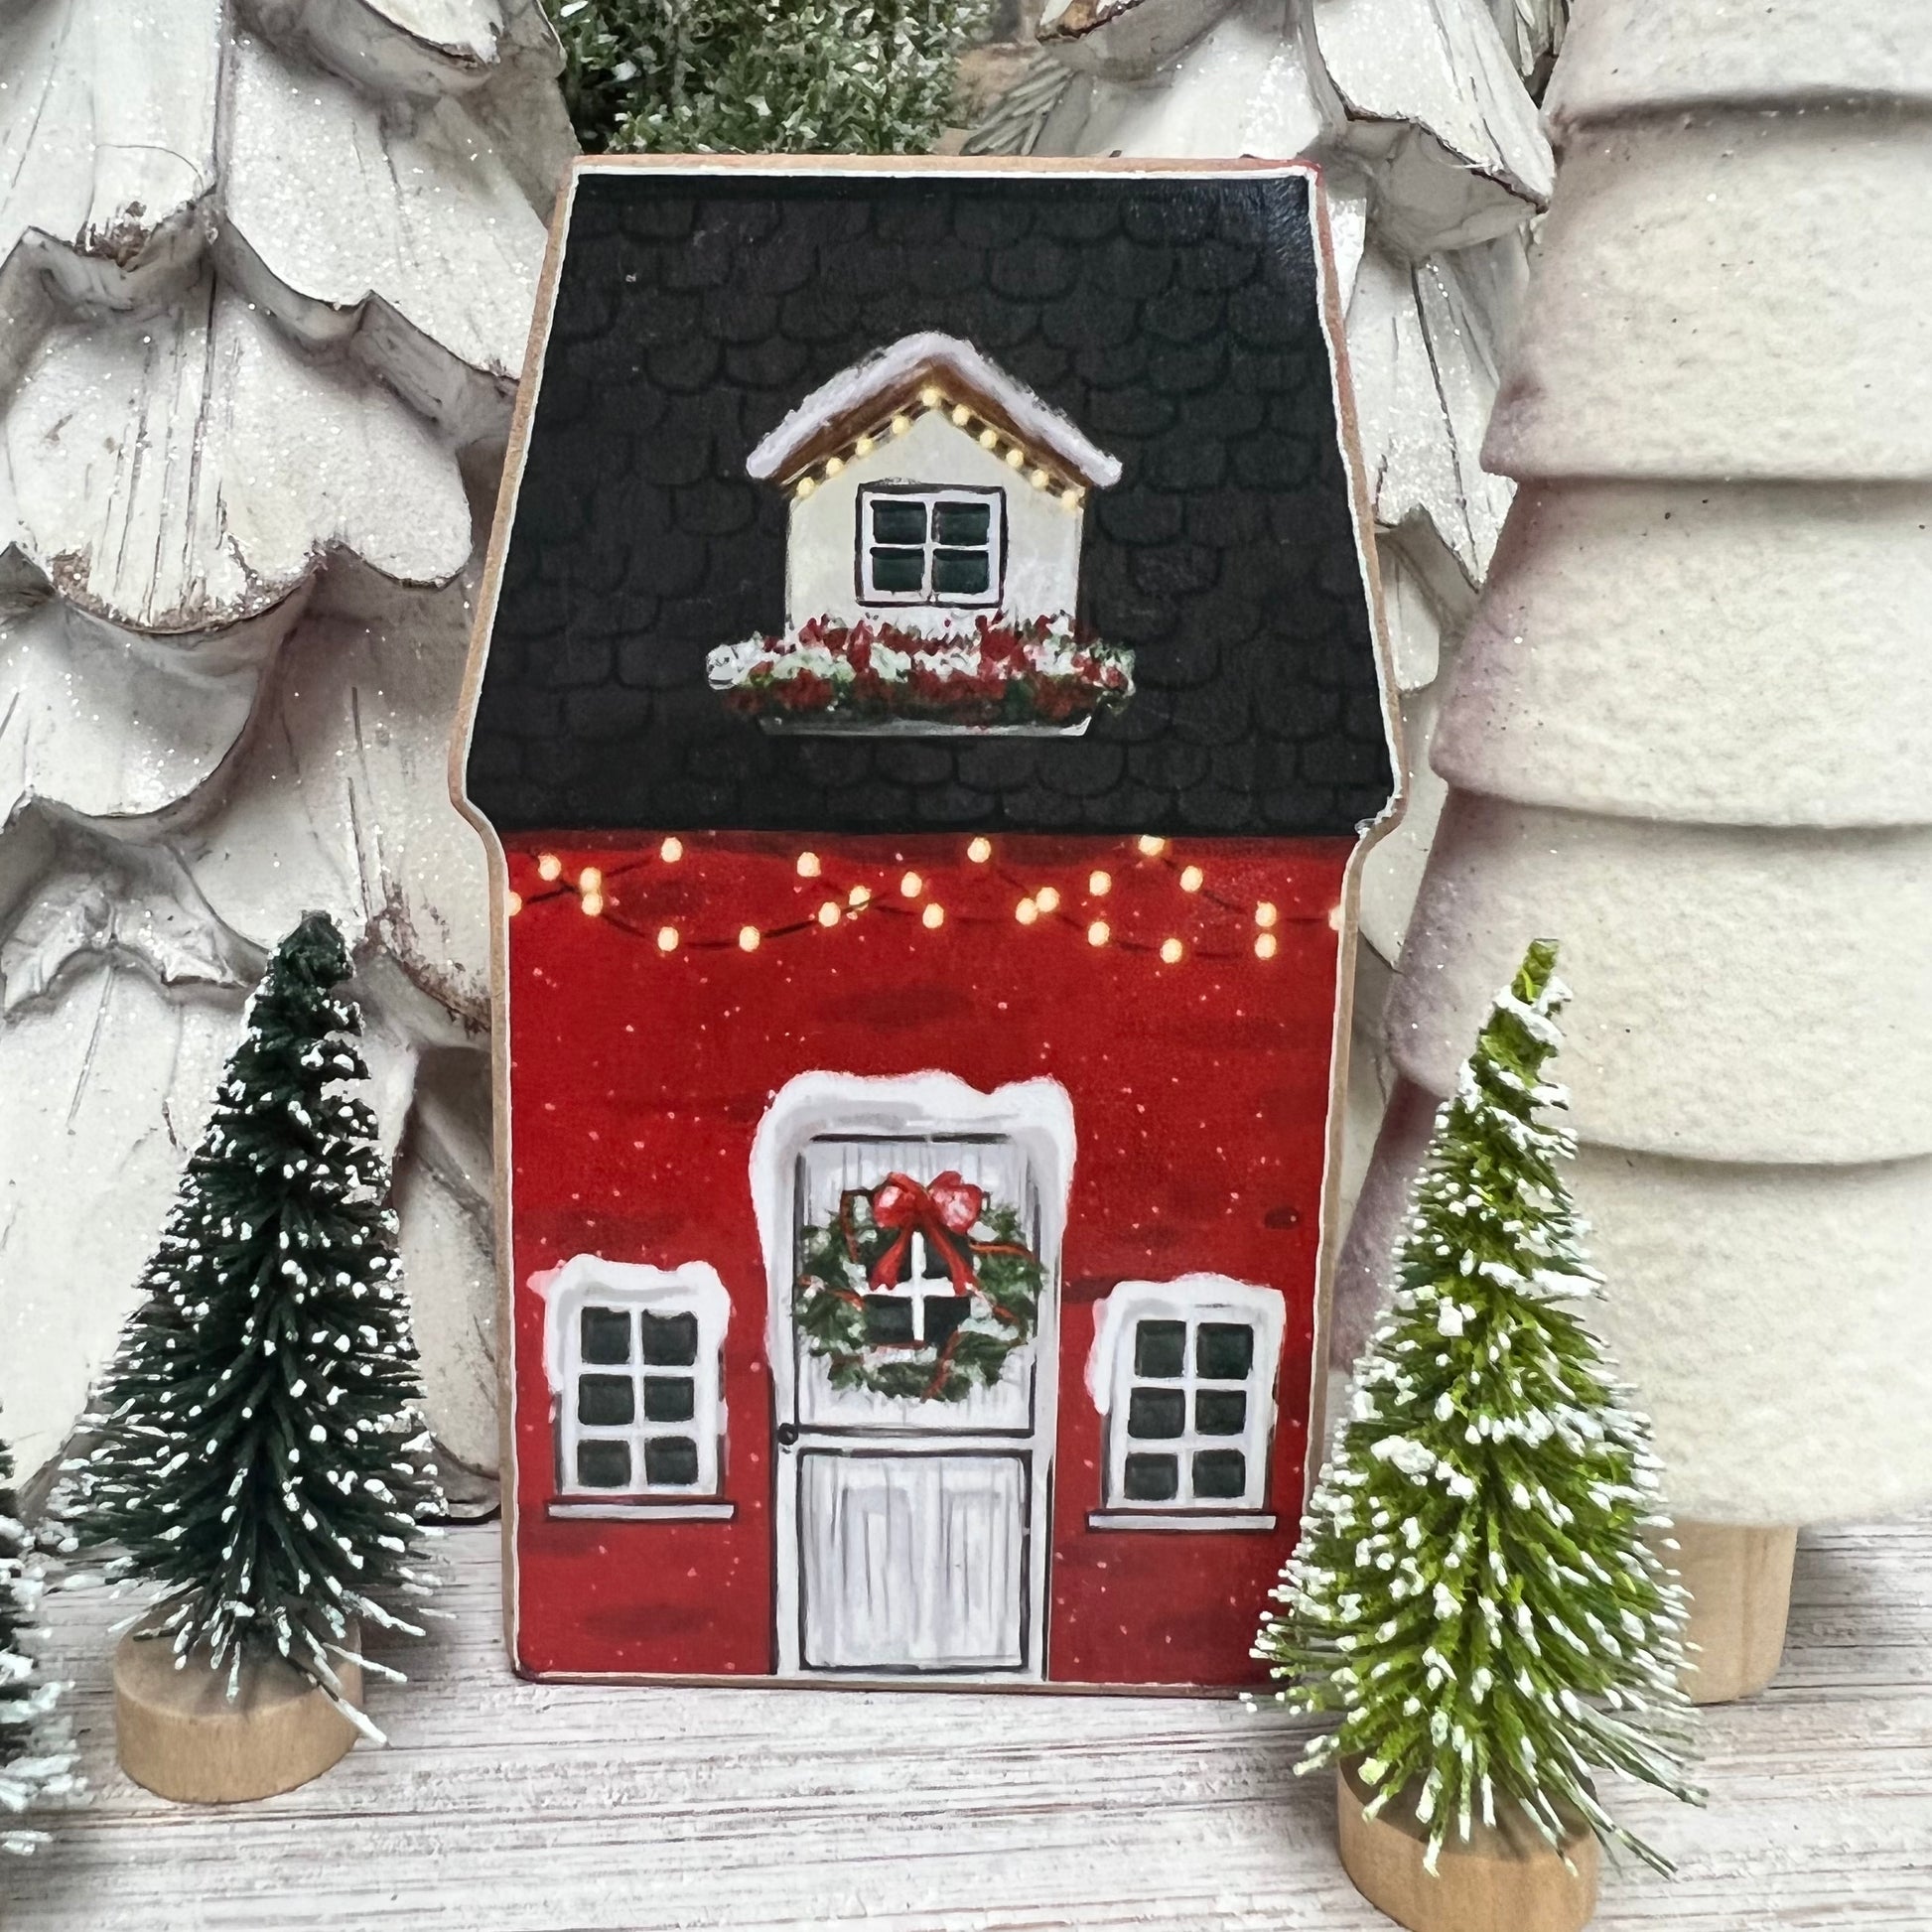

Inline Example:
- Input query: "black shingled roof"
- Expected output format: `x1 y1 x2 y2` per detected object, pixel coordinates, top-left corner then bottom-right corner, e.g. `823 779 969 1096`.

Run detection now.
467 165 1394 839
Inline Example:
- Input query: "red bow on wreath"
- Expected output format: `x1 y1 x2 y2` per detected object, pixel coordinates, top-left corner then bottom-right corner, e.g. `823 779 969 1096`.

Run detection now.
867 1172 983 1294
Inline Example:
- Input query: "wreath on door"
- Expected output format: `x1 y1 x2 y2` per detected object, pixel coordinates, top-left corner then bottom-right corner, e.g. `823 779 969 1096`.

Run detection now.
792 1171 1042 1403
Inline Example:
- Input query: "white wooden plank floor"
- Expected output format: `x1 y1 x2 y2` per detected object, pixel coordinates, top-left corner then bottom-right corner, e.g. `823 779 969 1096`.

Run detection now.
8 1517 1929 1930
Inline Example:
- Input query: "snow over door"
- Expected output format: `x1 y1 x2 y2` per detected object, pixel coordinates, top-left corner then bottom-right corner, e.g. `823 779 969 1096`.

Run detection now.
757 1075 1071 1684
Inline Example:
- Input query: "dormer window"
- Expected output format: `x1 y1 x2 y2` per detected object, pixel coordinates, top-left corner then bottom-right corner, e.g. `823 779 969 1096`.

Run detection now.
859 486 1005 607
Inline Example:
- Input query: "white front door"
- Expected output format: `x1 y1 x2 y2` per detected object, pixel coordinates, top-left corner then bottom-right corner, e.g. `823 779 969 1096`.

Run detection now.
770 1128 1058 1679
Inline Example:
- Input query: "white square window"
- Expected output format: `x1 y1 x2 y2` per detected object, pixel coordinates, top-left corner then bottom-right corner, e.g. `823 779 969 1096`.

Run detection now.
857 486 1005 608
1088 1277 1285 1526
538 1258 731 1516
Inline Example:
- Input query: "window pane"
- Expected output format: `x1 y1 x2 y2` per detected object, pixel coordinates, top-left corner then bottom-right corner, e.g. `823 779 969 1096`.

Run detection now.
864 1295 914 1344
1134 1319 1186 1379
870 499 927 544
932 549 991 596
643 1376 696 1423
1197 1322 1255 1381
1127 1387 1186 1440
645 1437 700 1487
933 501 991 545
576 1439 632 1489
1195 1389 1248 1437
639 1311 698 1366
921 1297 972 1349
869 548 926 593
580 1306 631 1365
1192 1449 1248 1500
1123 1452 1179 1502
577 1375 634 1427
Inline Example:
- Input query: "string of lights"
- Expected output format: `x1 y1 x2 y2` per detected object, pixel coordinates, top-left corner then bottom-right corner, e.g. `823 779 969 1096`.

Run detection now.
507 835 1321 965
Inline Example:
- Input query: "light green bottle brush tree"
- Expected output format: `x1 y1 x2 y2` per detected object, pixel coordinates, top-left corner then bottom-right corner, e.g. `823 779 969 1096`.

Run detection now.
1257 940 1703 1870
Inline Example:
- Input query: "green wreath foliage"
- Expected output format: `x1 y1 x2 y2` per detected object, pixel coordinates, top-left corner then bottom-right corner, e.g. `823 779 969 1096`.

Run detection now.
793 1187 1039 1402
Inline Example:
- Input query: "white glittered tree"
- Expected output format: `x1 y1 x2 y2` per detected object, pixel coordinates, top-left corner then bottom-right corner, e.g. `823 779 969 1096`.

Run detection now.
0 0 574 1488
1259 939 1699 1887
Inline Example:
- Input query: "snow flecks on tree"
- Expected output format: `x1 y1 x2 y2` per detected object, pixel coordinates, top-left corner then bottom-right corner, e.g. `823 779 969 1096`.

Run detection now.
1256 939 1701 1872
0 1433 82 1853
544 0 989 154
62 913 443 1737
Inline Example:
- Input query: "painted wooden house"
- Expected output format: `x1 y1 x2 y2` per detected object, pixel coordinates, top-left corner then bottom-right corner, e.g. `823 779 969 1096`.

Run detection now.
457 158 1398 1691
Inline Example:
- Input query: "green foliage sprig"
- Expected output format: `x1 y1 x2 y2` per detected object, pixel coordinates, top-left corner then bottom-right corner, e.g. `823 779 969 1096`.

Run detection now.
1257 940 1702 1871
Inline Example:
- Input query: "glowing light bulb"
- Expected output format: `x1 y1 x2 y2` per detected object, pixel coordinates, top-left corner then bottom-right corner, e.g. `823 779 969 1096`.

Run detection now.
505 891 523 917
796 851 821 879
1088 870 1111 897
1087 920 1110 947
1060 486 1082 510
1015 898 1038 926
1035 886 1060 913
1254 900 1279 929
795 476 816 499
921 902 944 930
848 885 871 907
976 427 998 451
1137 836 1168 858
582 894 605 917
899 871 923 898
579 866 603 894
1160 937 1184 965
1030 469 1050 489
855 435 876 457
892 413 912 437
1179 865 1203 894
1005 446 1026 470
817 900 841 927
655 924 677 952
951 404 971 427
967 837 993 864
824 455 845 477
1255 932 1279 960
739 925 760 952
919 385 942 409
537 853 563 882
660 836 684 863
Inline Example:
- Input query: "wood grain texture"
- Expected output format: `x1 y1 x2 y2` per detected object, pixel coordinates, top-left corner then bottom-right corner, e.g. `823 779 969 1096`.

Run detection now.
6 1516 1928 1928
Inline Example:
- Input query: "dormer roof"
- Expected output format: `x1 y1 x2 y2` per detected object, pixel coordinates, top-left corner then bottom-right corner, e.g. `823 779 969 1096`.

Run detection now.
746 332 1123 493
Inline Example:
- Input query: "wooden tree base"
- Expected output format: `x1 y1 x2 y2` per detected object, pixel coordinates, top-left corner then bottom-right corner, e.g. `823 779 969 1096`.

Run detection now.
1665 1521 1798 1705
1335 1758 1599 1932
114 1626 363 1804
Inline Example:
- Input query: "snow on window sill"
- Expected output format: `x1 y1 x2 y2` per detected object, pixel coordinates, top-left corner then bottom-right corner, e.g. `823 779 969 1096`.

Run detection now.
1085 1510 1278 1534
547 1498 738 1522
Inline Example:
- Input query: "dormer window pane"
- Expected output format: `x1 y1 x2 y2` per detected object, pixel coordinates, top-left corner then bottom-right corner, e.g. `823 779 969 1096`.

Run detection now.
932 550 991 596
871 549 927 593
932 501 991 545
871 500 928 545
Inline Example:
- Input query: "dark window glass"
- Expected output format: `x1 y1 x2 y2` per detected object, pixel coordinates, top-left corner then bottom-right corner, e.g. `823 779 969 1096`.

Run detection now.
577 1375 634 1427
932 549 991 596
870 499 927 544
1134 1319 1186 1379
576 1439 632 1489
639 1311 698 1366
1197 1321 1255 1381
1195 1389 1248 1436
864 1295 914 1344
1127 1387 1186 1440
933 501 992 545
645 1437 700 1487
580 1306 631 1365
1192 1449 1248 1499
643 1376 696 1423
920 1297 971 1349
1123 1452 1179 1503
869 547 926 593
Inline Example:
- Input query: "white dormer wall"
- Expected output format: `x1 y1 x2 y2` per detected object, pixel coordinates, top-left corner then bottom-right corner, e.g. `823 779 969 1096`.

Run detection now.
784 410 1085 637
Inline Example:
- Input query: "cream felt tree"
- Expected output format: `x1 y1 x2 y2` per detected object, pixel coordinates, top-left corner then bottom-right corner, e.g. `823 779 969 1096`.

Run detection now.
0 0 573 1489
1260 942 1698 1914
1341 0 1932 1696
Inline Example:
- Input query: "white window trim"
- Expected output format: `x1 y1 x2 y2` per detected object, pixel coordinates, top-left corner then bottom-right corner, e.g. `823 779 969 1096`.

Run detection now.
535 1255 733 1519
1085 1275 1285 1529
857 484 1005 609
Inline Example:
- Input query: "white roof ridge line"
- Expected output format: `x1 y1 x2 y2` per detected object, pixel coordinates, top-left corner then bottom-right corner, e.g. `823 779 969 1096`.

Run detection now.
745 331 1123 488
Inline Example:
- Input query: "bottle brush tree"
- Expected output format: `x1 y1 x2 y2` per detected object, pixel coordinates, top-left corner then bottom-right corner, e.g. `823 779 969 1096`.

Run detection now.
65 913 442 1732
545 0 989 155
0 1431 82 1851
1256 940 1701 1870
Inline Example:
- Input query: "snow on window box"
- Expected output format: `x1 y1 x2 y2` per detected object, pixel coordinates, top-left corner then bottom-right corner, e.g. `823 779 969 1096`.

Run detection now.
705 614 1134 738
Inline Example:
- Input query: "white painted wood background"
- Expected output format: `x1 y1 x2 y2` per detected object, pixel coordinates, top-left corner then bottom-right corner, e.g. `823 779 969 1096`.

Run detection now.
9 1515 1927 1928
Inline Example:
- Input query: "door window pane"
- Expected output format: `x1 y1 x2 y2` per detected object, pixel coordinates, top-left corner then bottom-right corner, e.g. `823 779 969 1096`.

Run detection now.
643 1376 696 1423
1192 1449 1247 1500
645 1437 700 1487
577 1375 635 1427
1194 1389 1247 1436
580 1306 631 1364
1196 1322 1255 1381
639 1311 699 1366
576 1440 632 1489
1123 1452 1179 1502
1127 1388 1186 1440
1134 1319 1187 1378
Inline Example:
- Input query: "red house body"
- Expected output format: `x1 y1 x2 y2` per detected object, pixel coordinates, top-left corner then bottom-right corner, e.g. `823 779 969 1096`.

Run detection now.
460 160 1398 1692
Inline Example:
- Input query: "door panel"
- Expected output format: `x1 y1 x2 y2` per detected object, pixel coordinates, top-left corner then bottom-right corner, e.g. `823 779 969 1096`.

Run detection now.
797 1450 1028 1671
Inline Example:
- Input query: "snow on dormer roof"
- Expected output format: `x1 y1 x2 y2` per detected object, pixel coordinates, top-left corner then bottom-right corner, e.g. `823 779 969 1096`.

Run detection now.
746 332 1123 492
